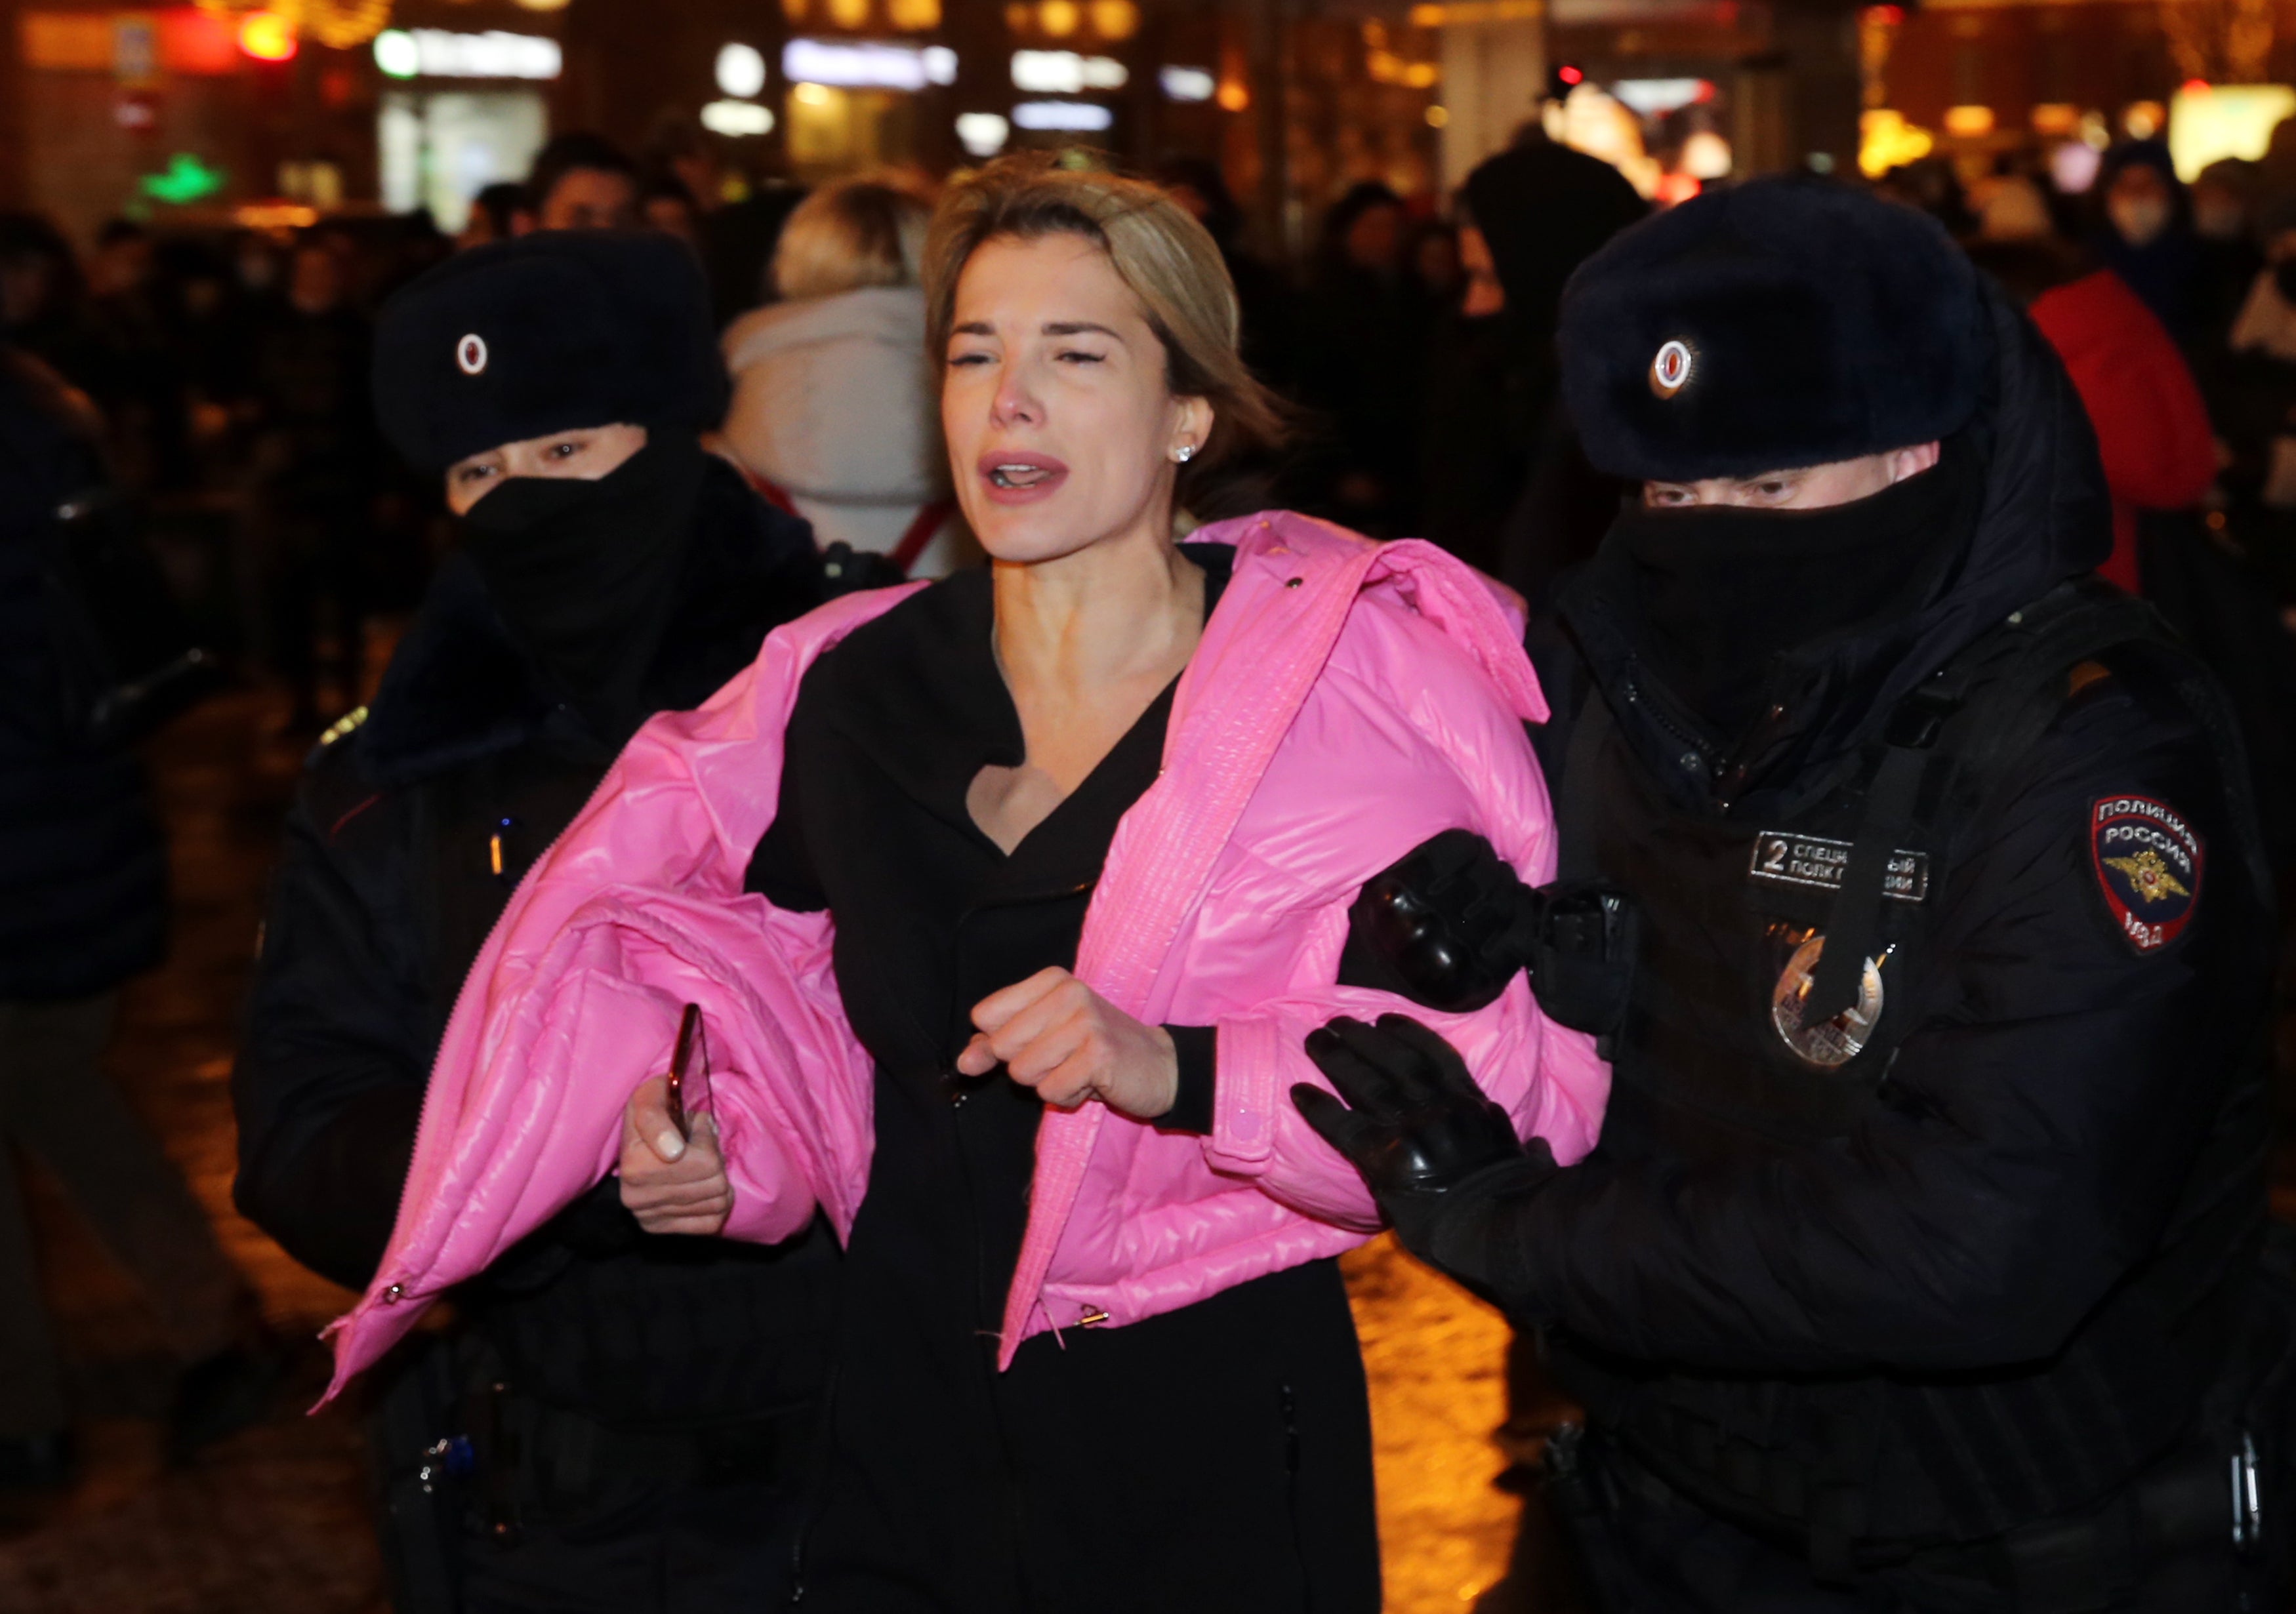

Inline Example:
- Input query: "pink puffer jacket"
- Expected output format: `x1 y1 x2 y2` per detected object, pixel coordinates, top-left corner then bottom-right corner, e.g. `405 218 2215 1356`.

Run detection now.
321 512 1609 1400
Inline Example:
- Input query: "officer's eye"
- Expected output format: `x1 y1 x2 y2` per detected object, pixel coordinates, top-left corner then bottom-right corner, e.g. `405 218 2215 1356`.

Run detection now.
947 350 994 369
548 440 583 460
455 464 495 485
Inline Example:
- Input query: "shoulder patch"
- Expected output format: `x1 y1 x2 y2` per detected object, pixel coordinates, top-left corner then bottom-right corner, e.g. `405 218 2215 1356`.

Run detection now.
2090 794 2203 954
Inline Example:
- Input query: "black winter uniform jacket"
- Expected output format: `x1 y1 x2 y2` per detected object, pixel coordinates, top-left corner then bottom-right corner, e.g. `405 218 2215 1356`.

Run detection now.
1481 288 2279 1544
231 460 836 1425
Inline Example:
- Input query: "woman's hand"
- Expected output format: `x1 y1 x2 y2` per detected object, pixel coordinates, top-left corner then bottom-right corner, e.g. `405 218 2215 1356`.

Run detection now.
959 967 1178 1120
618 1074 731 1235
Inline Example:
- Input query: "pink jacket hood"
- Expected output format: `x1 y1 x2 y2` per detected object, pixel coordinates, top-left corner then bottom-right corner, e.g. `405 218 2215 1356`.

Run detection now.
321 513 1609 1400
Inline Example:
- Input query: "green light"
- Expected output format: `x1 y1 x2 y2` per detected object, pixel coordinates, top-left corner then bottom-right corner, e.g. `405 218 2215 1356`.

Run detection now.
140 153 227 206
374 30 419 79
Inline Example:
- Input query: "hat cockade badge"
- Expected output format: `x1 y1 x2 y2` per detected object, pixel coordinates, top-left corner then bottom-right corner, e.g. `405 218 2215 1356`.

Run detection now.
456 333 489 376
1650 338 1693 399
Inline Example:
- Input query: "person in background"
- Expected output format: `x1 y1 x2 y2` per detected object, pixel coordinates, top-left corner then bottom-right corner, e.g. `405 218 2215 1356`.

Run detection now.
1148 154 1296 396
1973 169 2057 242
2030 263 2217 595
640 173 703 250
85 220 188 493
1875 155 1976 237
642 115 813 329
0 213 108 414
2202 195 2296 601
247 232 377 731
457 182 529 252
1408 218 1464 311
0 340 277 1494
2190 157 2263 344
232 230 830 1613
1459 135 1646 601
1416 195 1529 578
1296 180 1437 536
720 176 970 579
522 133 640 234
2094 140 2200 341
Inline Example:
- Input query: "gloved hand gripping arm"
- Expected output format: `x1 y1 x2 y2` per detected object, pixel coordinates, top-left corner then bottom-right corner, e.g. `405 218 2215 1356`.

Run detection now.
1342 829 1637 1032
1290 1015 1557 1287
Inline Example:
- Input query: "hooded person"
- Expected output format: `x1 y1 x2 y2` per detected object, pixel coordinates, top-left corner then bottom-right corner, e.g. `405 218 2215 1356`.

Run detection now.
229 230 832 1614
2093 139 2203 340
1297 178 2287 1610
1450 134 1648 599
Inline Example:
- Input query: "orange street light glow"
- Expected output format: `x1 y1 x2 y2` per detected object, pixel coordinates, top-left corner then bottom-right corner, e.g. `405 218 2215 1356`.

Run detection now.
239 12 298 60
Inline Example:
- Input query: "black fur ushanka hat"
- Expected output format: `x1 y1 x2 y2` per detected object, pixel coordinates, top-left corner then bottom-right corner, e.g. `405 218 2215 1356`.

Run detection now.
1557 176 1992 482
371 229 727 472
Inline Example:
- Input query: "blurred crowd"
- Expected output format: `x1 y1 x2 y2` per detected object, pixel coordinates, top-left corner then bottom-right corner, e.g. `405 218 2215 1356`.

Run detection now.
1883 131 2296 605
20 118 2296 699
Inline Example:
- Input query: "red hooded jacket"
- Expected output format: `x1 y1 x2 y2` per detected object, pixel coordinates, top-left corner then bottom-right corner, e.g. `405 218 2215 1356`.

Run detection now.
2028 269 2216 595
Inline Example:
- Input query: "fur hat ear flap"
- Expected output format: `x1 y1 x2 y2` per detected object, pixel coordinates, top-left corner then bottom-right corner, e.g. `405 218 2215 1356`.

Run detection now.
1559 176 1992 482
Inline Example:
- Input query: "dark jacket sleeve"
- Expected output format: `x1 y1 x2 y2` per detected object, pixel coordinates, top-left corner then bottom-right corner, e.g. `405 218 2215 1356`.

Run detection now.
1438 666 2270 1376
230 748 432 1291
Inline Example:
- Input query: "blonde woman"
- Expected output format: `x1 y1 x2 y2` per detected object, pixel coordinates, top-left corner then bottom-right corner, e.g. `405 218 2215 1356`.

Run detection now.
720 176 970 577
324 157 1609 1612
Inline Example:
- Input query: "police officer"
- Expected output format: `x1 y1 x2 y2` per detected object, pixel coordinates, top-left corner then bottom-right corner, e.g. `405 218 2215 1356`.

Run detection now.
230 230 833 1612
1297 178 2289 1609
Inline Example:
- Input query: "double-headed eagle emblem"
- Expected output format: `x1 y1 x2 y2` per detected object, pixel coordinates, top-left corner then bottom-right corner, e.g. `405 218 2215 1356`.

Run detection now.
2104 848 2191 906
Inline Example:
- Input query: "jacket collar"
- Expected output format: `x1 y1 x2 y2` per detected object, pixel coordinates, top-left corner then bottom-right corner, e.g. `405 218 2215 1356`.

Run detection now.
359 456 819 788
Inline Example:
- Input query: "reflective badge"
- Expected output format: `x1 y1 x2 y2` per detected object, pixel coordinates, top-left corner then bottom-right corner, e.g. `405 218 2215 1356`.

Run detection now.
1771 933 1886 1068
1650 339 1694 399
456 333 489 376
1749 832 1929 903
2091 794 2202 954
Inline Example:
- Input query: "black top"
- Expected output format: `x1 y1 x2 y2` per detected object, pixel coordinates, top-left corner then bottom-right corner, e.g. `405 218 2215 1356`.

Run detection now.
746 546 1381 1614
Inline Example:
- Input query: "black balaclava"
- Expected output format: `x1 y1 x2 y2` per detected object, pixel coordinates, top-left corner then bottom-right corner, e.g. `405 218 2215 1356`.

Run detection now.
457 428 707 742
1605 443 1982 742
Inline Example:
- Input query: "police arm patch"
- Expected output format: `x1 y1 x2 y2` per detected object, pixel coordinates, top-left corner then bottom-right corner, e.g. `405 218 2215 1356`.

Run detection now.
2089 794 2202 954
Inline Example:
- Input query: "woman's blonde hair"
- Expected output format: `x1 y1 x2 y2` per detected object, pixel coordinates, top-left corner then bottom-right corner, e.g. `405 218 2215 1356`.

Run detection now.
920 154 1286 482
771 175 933 301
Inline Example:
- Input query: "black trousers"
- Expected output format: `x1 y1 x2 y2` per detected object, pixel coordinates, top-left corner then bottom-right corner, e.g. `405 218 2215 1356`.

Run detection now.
1555 1431 2274 1614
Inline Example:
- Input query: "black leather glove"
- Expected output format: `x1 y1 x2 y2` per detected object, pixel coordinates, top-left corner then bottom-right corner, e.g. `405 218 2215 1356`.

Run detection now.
1342 829 1638 1033
1291 1014 1554 1262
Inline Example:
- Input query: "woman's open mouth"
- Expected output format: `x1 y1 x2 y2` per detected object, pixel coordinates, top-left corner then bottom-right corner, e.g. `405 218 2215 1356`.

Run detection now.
977 451 1068 503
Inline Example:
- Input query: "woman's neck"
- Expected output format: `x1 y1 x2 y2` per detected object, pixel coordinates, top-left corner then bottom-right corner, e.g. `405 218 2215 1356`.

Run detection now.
967 510 1205 852
991 516 1203 702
